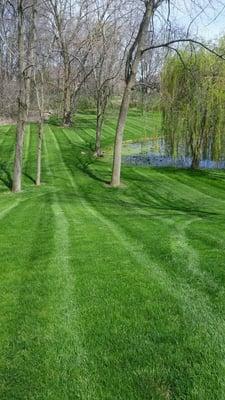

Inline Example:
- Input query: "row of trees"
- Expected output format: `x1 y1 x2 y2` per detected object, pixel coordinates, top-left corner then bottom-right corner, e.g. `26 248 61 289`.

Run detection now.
0 0 224 192
1 0 129 190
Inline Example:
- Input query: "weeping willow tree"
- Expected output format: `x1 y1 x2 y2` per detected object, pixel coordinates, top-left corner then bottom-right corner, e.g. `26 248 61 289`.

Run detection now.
161 49 225 168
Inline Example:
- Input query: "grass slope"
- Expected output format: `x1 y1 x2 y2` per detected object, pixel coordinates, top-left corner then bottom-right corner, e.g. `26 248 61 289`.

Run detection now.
0 112 225 399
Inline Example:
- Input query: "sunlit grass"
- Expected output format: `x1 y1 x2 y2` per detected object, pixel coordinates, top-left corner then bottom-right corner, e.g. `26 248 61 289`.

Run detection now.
0 111 225 399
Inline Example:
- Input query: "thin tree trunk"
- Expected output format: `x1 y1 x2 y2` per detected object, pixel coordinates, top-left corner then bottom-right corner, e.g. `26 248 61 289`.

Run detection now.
12 0 26 193
63 64 72 126
26 34 33 118
52 6 72 126
35 75 44 186
36 120 43 185
141 62 145 116
30 0 44 186
95 97 104 157
95 88 110 157
34 70 44 185
95 115 102 156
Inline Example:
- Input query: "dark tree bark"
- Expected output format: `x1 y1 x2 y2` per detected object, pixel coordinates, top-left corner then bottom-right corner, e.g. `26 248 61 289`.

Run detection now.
191 154 200 169
190 110 207 169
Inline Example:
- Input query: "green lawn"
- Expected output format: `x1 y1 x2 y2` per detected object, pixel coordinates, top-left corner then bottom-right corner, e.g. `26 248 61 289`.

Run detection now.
0 111 225 399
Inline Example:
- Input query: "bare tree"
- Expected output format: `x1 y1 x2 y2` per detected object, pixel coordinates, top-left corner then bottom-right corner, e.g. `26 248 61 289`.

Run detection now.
46 0 95 125
31 0 45 186
89 14 124 156
12 0 28 193
110 0 154 187
0 1 18 118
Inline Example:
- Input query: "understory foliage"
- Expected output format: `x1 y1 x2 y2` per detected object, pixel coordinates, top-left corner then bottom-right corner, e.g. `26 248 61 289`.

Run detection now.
161 49 225 168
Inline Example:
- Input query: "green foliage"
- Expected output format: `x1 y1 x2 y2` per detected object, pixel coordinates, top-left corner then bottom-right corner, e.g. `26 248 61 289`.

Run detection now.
161 49 225 167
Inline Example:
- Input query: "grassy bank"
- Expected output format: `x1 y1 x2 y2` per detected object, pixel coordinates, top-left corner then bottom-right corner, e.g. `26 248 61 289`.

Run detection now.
0 112 225 399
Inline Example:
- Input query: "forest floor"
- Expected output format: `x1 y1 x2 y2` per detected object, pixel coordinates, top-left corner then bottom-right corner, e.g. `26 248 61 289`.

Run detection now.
1 111 225 399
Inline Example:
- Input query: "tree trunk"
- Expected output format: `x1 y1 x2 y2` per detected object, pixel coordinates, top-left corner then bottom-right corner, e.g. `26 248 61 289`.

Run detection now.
110 1 153 187
190 134 203 170
111 82 132 186
95 88 110 157
63 64 72 126
191 152 200 169
95 114 103 156
95 97 104 157
63 86 72 125
34 71 44 186
36 120 43 186
12 0 26 193
34 74 44 187
12 119 26 192
29 0 45 187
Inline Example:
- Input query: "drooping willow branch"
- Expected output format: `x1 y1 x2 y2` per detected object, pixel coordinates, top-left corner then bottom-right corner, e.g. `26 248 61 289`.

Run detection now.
142 38 225 61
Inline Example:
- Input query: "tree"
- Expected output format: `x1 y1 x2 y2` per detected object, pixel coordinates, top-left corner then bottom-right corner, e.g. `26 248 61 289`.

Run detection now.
110 0 154 187
90 18 123 156
12 0 28 193
110 0 225 186
0 1 18 118
31 0 45 186
161 49 225 168
47 0 95 126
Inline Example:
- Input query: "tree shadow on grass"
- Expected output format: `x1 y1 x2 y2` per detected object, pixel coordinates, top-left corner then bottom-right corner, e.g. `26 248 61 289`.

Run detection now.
75 153 108 184
23 172 36 184
126 177 222 220
73 165 221 221
58 130 109 185
0 161 12 189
